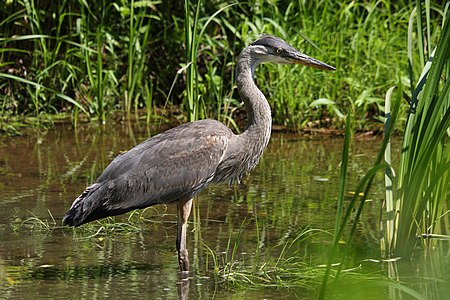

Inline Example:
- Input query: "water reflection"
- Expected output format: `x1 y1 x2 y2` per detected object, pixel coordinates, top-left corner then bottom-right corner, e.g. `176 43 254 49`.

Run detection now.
0 123 448 299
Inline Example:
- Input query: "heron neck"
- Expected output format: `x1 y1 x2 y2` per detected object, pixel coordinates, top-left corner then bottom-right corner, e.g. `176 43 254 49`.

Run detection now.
236 49 272 147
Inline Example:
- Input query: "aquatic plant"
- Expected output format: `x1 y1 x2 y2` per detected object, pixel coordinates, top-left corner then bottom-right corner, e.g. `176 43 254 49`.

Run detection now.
1 0 442 131
391 1 450 256
320 3 450 298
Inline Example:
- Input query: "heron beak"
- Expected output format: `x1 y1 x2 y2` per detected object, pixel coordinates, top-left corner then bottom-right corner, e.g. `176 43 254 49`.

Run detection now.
289 51 336 71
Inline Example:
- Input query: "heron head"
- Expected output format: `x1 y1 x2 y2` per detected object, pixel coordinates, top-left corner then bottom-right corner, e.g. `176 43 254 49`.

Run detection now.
249 35 335 71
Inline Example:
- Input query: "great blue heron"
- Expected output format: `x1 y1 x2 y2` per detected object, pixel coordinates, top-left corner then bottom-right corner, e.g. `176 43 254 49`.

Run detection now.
63 35 335 272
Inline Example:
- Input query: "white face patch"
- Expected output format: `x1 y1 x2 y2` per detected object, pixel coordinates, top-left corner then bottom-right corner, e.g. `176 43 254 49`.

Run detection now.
252 45 269 56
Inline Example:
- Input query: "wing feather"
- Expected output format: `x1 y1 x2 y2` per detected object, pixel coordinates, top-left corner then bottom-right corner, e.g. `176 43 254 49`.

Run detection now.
64 120 233 226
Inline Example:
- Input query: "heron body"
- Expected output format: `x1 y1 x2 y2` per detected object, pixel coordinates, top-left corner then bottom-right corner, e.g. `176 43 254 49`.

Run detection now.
63 35 335 272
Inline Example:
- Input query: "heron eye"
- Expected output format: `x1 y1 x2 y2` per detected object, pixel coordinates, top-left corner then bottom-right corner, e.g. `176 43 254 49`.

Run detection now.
276 48 283 54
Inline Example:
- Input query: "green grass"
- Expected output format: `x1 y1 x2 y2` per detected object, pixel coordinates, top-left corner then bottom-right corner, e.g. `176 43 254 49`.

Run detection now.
394 1 450 256
1 1 446 132
320 3 450 298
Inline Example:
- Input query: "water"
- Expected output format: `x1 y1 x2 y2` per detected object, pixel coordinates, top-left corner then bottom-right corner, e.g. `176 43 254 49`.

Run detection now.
0 123 448 299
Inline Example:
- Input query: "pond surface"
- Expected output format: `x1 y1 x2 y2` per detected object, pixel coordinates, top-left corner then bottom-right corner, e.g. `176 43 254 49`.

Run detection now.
0 123 448 299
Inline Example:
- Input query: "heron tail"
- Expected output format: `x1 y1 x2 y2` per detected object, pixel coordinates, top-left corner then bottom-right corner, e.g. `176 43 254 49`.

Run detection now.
63 183 103 227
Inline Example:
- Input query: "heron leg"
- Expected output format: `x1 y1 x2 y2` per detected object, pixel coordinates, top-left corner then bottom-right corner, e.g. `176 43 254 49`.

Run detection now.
177 198 193 272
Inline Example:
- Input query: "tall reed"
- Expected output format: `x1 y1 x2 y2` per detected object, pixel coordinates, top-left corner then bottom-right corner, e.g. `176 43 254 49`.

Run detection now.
183 0 201 122
394 4 450 256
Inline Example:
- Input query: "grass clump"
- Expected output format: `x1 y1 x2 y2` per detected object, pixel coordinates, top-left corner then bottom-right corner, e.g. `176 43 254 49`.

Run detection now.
1 1 447 132
321 3 450 299
203 224 327 290
391 1 450 257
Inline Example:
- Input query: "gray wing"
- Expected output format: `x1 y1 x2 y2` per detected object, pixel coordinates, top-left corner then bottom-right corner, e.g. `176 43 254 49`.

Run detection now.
64 119 233 226
99 120 232 206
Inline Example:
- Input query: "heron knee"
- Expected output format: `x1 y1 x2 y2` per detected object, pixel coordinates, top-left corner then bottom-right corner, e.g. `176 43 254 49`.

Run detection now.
178 248 189 272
